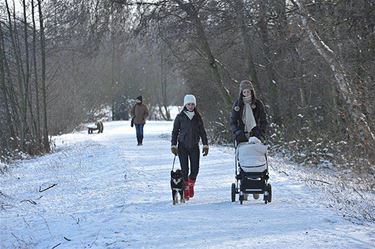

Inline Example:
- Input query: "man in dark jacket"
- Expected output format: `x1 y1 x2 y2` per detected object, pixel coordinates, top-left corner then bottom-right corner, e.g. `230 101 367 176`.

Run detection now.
131 95 149 145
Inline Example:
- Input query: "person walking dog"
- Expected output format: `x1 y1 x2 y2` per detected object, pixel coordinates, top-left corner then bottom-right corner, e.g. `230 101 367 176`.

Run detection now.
171 94 209 200
131 95 149 146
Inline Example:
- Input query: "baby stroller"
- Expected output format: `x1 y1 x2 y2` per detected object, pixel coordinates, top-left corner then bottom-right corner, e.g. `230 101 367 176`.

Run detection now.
231 137 272 204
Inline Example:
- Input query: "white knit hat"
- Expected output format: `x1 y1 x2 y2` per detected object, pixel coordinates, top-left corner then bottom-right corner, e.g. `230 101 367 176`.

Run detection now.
183 94 196 106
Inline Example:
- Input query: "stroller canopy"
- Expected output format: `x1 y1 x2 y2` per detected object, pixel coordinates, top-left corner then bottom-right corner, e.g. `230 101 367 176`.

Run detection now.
236 143 268 171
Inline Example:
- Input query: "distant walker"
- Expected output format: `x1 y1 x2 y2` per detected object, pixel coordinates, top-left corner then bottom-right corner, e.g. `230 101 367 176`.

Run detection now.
130 95 149 146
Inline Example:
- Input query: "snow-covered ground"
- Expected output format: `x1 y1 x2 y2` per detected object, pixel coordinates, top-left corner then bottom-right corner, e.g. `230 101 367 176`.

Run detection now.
1 121 374 249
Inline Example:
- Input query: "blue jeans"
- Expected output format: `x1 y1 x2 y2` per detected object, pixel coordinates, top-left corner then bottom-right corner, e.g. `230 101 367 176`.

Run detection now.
135 124 144 144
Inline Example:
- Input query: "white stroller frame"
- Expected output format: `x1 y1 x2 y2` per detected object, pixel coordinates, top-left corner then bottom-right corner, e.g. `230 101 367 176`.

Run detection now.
231 139 272 204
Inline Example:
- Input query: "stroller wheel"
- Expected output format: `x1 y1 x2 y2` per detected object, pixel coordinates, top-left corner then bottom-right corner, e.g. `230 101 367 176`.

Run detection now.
231 183 236 202
267 184 272 203
264 183 272 204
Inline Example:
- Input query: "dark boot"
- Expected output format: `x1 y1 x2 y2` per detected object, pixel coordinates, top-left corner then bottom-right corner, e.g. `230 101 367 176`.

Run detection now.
136 136 141 146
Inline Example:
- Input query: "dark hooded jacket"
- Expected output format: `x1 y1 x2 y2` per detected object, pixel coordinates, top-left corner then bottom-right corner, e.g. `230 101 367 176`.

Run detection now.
171 108 208 148
230 98 267 140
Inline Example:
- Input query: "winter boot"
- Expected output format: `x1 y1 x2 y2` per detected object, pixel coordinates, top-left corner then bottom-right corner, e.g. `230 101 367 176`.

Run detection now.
183 181 190 200
188 178 196 198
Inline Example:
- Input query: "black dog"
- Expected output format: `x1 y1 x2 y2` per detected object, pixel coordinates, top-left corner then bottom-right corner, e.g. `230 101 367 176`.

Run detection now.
170 169 185 205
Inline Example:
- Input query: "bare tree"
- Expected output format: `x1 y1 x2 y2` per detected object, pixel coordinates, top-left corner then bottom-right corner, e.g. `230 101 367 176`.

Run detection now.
291 0 375 161
37 0 50 152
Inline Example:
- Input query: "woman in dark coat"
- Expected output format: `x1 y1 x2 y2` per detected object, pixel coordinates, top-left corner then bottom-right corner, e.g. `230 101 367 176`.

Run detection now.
230 80 267 200
171 94 209 200
230 80 267 143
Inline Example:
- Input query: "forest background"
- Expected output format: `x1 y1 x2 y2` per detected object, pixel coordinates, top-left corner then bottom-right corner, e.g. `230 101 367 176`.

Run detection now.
0 0 374 179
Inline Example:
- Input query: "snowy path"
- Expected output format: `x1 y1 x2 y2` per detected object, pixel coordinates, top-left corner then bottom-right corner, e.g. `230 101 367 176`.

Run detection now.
1 121 374 249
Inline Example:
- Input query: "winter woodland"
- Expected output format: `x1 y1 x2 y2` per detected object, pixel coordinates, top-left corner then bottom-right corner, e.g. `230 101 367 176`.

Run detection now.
0 0 374 248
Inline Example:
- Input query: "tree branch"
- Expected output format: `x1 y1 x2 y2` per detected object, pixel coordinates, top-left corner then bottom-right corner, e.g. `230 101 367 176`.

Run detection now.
39 183 57 192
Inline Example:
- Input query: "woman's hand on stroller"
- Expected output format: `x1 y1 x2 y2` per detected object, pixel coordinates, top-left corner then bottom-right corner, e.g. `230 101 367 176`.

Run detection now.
235 130 248 143
202 145 209 156
171 145 178 155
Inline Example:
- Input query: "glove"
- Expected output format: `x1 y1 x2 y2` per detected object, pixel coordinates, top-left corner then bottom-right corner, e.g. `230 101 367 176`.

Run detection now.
171 146 178 155
202 146 209 156
235 130 248 143
130 117 134 127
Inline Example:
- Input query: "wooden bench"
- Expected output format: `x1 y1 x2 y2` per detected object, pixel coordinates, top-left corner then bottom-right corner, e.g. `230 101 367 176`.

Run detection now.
88 121 104 134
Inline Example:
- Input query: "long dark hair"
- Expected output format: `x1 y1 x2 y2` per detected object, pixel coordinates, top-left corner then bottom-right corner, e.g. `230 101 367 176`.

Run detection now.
239 89 256 106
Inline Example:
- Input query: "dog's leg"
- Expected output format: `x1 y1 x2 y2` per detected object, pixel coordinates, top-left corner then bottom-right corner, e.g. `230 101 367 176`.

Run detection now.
180 190 185 203
172 190 177 205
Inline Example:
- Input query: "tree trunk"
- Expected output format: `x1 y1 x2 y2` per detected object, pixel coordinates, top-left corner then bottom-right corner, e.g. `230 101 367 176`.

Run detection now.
31 0 41 144
37 0 50 152
0 22 16 143
22 0 39 150
22 0 30 126
258 0 282 124
174 0 232 107
2 37 21 138
160 44 170 120
233 0 260 90
292 0 375 161
5 0 27 150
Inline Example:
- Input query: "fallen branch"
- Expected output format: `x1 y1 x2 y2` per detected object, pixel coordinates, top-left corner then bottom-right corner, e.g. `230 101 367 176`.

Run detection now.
51 243 61 249
0 191 12 199
279 170 289 176
305 179 332 185
352 187 365 200
11 232 27 245
39 183 57 192
20 199 37 205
